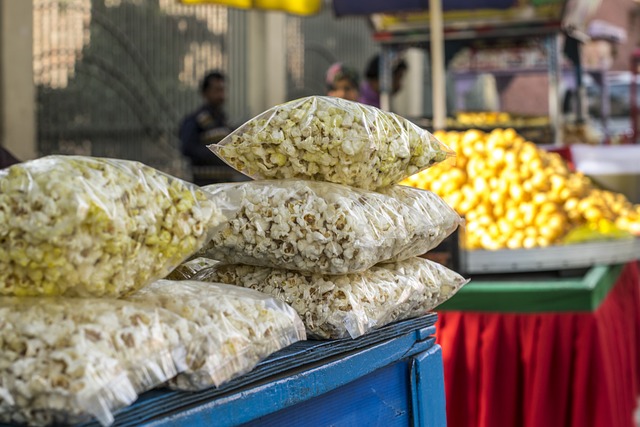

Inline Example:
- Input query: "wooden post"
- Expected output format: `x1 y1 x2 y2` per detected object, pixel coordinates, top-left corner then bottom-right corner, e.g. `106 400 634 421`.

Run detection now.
0 0 36 160
429 0 446 130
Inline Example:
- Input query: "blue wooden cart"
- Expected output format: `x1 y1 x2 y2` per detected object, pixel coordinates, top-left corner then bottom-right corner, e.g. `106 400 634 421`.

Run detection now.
70 313 445 427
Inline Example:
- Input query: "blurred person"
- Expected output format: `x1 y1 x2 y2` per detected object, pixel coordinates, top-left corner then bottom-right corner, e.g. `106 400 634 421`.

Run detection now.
359 54 408 108
179 70 246 186
325 62 360 102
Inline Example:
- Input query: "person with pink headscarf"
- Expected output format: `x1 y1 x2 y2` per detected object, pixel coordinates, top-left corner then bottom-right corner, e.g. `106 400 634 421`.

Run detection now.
325 62 360 102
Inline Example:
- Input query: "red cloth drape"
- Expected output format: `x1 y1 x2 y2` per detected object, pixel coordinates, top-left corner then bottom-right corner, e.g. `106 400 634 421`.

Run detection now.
436 262 640 427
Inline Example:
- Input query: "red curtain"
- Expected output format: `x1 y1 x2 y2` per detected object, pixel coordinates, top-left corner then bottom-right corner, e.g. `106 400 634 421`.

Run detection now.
436 262 640 427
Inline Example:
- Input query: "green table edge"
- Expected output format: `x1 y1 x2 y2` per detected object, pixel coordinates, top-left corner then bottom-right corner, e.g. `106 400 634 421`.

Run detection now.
437 264 625 313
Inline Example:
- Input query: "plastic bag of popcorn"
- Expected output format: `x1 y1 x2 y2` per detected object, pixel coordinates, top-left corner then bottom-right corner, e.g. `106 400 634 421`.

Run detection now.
0 155 227 297
379 185 463 261
198 180 461 275
127 280 306 391
193 257 468 339
208 96 453 190
0 298 195 427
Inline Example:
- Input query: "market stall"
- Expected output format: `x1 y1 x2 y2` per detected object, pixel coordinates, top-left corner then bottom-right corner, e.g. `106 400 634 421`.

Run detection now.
436 262 640 427
2 2 636 425
400 126 640 425
406 132 640 425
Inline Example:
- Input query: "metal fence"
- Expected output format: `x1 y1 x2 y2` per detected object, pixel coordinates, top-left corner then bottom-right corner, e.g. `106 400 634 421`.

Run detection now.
33 0 377 178
33 0 243 178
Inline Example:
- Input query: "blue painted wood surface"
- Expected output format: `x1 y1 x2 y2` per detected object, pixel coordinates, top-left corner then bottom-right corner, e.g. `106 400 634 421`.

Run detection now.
411 345 447 427
242 360 414 427
141 337 436 427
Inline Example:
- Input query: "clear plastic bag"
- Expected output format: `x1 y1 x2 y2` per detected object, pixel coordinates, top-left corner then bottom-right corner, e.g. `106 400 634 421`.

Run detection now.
126 280 306 391
0 297 195 427
199 180 461 275
0 155 227 297
193 257 468 340
165 257 220 280
208 96 453 190
379 185 463 261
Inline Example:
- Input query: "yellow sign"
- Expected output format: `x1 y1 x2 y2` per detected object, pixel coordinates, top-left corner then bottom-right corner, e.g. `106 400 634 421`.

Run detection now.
179 0 322 16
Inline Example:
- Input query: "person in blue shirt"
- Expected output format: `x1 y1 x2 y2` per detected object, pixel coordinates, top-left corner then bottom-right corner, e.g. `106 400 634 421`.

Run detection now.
179 70 246 185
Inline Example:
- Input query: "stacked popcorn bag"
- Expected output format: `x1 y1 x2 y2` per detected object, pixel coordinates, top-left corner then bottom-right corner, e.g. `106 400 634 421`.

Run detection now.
0 96 467 426
191 96 469 339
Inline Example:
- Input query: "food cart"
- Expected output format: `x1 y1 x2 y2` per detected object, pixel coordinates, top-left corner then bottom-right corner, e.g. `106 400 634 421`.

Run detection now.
63 315 443 427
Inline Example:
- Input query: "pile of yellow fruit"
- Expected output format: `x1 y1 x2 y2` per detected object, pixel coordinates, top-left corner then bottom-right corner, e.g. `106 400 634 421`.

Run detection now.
455 112 512 127
402 129 640 250
452 112 550 129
